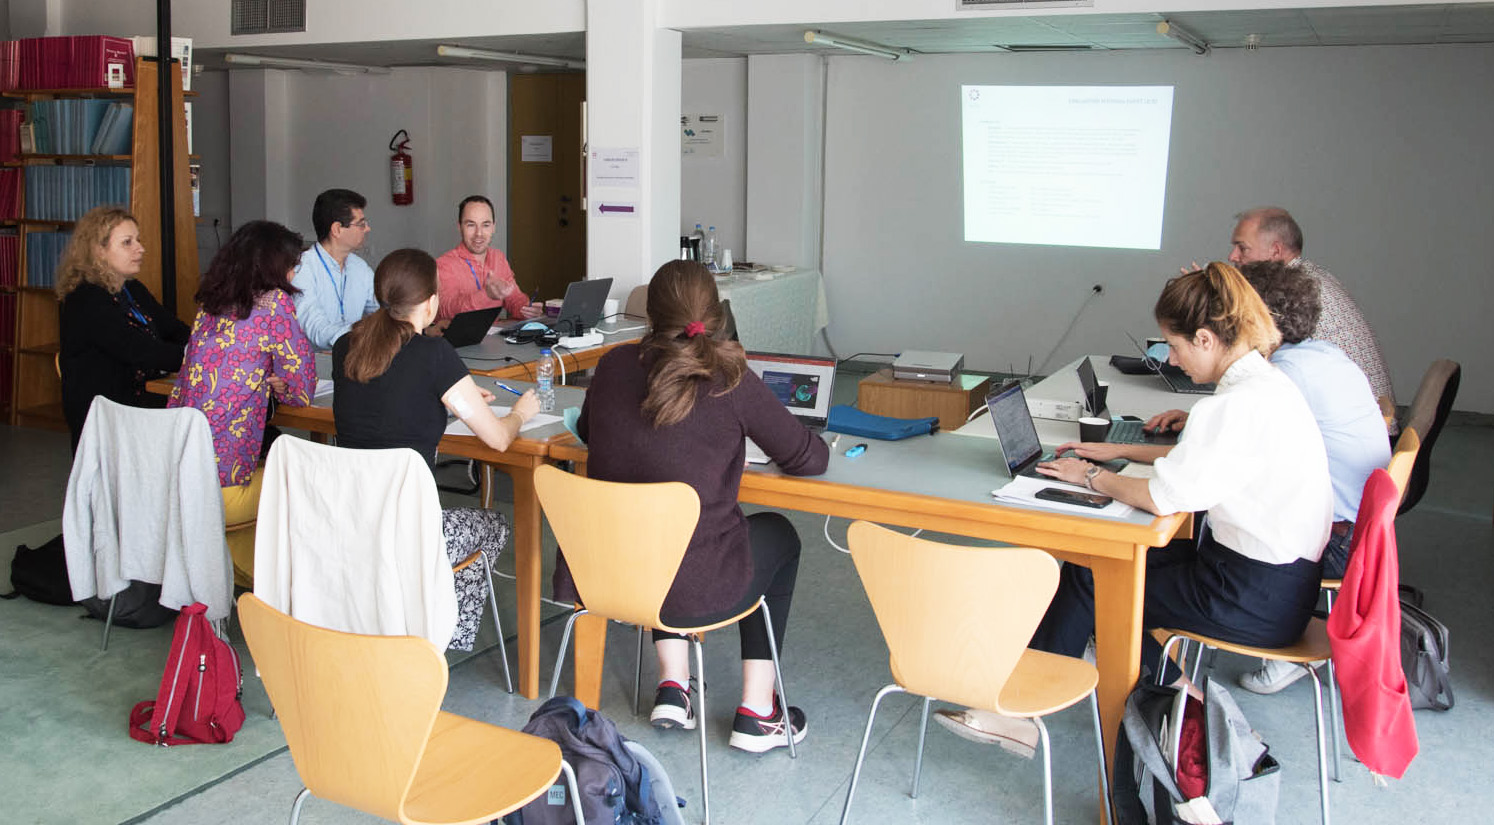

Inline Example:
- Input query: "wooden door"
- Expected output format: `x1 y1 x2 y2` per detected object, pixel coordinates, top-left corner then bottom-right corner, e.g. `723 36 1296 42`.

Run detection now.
508 72 586 301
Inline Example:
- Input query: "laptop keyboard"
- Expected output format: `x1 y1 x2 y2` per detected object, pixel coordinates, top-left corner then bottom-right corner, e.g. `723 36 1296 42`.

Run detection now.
1108 419 1149 444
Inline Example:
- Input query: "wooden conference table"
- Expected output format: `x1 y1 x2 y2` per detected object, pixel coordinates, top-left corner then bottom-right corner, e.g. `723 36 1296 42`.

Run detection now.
549 355 1201 770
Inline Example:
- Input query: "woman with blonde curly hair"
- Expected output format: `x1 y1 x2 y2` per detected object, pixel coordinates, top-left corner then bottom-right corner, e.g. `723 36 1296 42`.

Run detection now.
57 206 189 451
561 260 828 752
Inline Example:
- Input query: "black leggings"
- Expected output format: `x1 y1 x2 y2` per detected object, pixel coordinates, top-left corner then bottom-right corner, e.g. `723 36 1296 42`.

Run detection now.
653 512 801 662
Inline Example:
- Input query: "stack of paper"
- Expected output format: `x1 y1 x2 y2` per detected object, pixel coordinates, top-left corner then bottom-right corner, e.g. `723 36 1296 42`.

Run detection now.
445 406 562 437
991 475 1136 518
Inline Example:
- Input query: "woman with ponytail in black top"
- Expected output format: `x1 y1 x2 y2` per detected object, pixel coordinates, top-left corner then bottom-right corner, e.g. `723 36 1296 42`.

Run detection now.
561 260 828 752
332 248 539 651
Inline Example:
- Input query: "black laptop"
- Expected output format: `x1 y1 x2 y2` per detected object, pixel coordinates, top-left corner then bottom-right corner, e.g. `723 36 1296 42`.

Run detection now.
1121 332 1215 395
500 277 614 337
985 383 1126 478
441 306 504 348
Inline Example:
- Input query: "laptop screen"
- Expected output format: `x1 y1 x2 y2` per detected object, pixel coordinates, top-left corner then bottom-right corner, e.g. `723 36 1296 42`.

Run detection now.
745 352 836 426
1077 356 1100 414
985 383 1044 475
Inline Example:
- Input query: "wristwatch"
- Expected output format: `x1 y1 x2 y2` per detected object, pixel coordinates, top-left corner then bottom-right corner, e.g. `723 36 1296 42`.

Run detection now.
1083 465 1103 490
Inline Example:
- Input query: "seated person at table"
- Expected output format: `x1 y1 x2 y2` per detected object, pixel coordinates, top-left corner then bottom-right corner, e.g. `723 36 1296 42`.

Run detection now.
934 262 1332 753
290 188 379 350
429 195 542 334
169 221 316 583
57 206 191 452
561 260 828 752
1146 260 1389 695
332 248 540 651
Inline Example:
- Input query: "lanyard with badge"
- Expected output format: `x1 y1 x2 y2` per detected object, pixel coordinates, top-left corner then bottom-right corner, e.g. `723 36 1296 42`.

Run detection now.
462 256 485 291
117 286 150 328
314 244 347 317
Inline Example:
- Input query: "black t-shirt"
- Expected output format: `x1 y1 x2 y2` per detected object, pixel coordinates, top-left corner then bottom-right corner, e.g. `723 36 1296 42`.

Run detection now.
331 334 470 467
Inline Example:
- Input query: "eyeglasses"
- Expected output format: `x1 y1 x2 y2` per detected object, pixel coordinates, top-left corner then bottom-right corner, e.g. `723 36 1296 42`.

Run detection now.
348 219 370 229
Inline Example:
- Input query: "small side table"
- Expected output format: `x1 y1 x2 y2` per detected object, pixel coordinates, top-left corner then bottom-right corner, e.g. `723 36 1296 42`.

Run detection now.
857 369 992 432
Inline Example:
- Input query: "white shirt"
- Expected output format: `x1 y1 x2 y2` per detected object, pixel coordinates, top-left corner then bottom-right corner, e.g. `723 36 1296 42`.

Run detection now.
1149 350 1333 565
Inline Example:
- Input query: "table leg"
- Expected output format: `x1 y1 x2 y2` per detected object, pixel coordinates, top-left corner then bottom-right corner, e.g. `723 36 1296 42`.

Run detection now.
572 613 609 709
510 467 543 699
1089 549 1148 777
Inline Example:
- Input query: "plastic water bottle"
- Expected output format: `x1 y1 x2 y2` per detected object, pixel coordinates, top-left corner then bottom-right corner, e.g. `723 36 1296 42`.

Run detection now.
536 348 556 412
690 223 705 261
704 226 718 268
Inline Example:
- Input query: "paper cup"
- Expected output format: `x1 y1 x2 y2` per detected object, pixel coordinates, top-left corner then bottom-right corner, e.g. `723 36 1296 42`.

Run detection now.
602 298 620 320
1079 417 1112 443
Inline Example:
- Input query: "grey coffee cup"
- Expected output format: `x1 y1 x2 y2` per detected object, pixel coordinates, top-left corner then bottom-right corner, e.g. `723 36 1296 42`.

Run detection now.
1079 417 1112 443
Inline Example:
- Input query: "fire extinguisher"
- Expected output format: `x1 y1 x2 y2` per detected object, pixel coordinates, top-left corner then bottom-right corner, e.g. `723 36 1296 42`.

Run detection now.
389 129 414 206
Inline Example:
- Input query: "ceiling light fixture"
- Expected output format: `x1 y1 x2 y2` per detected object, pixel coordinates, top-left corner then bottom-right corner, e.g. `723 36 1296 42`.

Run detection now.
436 45 585 70
223 52 391 74
803 30 908 61
1156 20 1210 55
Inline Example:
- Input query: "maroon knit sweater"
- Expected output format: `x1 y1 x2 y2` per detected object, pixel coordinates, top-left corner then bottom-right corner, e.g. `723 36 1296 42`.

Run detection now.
562 344 829 619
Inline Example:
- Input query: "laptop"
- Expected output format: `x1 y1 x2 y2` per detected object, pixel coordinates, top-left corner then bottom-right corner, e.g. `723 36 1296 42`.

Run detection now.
742 352 837 464
1123 332 1216 395
1075 356 1179 446
985 383 1126 479
441 306 504 348
500 277 614 337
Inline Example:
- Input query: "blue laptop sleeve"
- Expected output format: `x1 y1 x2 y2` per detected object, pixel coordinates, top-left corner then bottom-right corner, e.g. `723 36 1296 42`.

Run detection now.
826 405 938 440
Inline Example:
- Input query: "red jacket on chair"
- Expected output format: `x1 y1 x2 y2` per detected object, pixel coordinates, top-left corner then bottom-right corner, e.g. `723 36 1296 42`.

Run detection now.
1327 469 1418 779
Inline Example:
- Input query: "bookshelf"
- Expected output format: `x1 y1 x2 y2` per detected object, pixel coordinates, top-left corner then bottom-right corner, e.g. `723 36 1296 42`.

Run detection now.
4 57 197 430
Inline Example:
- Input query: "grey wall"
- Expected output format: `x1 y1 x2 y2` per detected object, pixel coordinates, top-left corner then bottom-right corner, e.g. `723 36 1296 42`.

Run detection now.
681 58 747 260
819 44 1494 412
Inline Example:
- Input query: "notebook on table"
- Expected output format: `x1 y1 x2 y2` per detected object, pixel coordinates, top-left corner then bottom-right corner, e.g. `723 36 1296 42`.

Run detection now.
742 352 837 465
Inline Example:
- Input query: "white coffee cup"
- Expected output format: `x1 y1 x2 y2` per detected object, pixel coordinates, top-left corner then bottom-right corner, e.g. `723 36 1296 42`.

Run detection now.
719 248 733 270
602 298 620 320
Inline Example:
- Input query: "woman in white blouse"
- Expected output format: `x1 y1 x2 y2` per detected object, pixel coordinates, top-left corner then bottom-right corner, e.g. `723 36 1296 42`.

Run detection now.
935 261 1333 749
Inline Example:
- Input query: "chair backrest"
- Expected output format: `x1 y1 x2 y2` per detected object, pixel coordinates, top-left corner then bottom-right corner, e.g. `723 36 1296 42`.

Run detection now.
237 593 446 823
624 284 649 320
1385 426 1420 506
846 521 1060 713
1398 360 1460 514
718 298 739 343
253 437 457 649
533 464 700 629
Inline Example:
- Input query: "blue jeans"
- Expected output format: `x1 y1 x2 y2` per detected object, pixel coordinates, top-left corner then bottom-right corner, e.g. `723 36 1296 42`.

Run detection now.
1320 523 1355 579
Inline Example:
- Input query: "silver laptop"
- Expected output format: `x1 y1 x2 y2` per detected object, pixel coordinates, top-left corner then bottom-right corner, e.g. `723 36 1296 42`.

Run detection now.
743 352 836 464
500 277 614 336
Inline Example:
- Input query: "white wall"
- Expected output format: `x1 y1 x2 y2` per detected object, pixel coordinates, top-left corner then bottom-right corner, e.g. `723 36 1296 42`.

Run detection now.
820 44 1494 411
681 58 747 260
190 69 231 272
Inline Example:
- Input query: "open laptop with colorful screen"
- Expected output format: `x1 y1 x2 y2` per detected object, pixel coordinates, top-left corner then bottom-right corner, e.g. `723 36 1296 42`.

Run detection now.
743 352 836 464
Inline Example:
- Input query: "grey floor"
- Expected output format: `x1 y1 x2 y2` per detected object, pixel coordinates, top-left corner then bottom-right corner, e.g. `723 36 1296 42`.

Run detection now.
3 385 1491 825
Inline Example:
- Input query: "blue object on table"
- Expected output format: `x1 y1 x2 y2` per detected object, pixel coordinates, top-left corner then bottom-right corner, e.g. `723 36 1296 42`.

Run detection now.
562 407 584 443
826 405 938 441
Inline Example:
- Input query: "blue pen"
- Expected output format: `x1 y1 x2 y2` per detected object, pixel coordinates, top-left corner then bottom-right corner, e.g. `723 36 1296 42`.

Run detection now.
493 381 524 397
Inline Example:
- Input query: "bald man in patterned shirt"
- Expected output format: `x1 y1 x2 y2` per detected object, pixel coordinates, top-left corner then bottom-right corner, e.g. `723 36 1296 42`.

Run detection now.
1227 207 1397 431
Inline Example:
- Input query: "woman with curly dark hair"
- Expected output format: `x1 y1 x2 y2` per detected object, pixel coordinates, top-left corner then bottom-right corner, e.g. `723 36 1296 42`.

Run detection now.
562 260 828 752
168 220 316 583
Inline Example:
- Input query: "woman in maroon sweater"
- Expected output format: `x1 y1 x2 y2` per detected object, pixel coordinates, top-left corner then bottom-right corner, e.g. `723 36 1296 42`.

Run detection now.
568 260 828 751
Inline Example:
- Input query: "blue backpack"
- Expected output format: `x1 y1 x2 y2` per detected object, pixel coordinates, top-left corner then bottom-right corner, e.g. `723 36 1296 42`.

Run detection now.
505 696 686 825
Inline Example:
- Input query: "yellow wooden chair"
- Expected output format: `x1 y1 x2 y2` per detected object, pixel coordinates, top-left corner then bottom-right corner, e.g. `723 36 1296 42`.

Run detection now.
237 593 582 825
841 521 1107 825
535 464 797 825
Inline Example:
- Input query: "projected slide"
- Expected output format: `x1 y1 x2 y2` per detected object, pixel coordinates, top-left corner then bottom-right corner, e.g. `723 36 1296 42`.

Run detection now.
961 85 1175 250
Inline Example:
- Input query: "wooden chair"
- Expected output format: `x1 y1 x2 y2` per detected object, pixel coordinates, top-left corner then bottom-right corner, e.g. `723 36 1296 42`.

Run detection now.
1397 359 1460 516
841 521 1107 825
535 463 797 825
237 593 583 825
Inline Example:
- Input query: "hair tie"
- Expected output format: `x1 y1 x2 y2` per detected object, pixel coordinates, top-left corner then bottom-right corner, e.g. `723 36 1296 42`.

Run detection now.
684 321 706 338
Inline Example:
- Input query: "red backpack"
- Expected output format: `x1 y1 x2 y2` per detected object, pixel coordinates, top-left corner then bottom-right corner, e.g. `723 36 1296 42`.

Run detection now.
129 602 246 746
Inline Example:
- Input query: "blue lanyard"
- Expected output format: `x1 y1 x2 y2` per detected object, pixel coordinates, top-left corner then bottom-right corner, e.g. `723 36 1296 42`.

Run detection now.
462 256 484 291
118 287 149 327
314 245 347 317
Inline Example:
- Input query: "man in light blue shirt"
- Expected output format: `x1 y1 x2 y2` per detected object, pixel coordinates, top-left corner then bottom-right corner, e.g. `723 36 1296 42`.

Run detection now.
291 188 379 350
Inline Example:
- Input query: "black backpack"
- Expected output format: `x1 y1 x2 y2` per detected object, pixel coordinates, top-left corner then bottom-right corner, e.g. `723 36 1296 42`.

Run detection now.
505 696 683 825
3 534 76 605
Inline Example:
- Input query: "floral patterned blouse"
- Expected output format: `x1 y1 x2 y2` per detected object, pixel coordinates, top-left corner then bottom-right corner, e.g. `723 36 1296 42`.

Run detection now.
169 289 316 486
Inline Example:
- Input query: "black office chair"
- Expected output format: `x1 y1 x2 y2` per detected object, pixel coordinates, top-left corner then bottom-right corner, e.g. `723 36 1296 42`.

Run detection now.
1397 360 1459 516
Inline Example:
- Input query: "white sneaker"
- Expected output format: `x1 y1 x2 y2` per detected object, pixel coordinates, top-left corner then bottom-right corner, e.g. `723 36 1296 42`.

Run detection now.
1237 659 1316 694
932 709 1038 759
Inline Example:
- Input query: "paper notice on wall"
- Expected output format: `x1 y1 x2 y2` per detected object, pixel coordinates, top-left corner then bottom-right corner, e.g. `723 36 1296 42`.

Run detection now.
521 135 553 163
590 147 640 189
682 114 723 158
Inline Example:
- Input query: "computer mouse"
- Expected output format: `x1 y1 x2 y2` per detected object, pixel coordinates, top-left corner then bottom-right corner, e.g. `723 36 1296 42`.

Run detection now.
521 321 549 331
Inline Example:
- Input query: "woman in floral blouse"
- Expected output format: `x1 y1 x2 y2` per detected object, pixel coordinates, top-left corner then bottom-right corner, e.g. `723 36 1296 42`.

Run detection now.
169 221 315 584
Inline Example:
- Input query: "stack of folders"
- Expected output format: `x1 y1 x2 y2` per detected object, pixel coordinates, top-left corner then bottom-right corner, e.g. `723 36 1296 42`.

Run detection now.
25 100 133 155
0 169 20 220
7 36 135 90
0 233 18 287
0 291 15 347
0 109 21 161
24 232 71 289
23 166 131 222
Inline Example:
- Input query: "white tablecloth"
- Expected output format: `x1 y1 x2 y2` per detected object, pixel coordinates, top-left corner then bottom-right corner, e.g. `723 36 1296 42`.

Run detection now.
716 268 829 355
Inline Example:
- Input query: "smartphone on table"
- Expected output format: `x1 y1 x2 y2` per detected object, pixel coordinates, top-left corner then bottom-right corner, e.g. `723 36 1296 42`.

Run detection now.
1034 487 1113 509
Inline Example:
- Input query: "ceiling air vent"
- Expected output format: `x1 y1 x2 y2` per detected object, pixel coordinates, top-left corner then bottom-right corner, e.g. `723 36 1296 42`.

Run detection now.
232 0 307 35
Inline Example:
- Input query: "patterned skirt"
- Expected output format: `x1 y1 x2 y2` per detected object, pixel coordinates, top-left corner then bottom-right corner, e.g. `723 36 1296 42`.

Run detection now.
442 507 510 651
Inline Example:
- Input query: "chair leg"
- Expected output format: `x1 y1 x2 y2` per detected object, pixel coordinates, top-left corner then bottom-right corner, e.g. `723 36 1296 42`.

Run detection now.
1157 635 1184 685
480 551 514 694
1323 589 1342 782
693 636 711 825
1090 691 1112 825
547 609 589 700
288 787 310 825
910 696 932 798
1035 715 1054 825
758 599 797 758
1304 664 1332 825
633 624 646 717
560 760 588 825
839 684 905 825
101 592 118 651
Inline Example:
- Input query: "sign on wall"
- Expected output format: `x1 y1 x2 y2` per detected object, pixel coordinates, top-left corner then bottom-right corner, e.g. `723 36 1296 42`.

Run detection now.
682 114 723 158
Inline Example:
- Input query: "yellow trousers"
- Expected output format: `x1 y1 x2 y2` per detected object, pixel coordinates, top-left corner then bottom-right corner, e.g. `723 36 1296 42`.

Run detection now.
222 469 263 589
